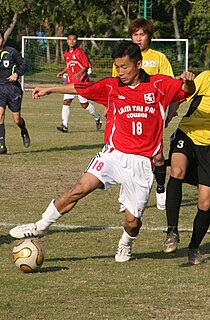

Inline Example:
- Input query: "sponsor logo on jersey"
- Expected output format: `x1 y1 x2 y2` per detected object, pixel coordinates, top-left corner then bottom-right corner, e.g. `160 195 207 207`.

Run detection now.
3 60 9 68
142 60 149 67
149 60 156 67
118 95 126 100
144 93 155 104
142 60 156 68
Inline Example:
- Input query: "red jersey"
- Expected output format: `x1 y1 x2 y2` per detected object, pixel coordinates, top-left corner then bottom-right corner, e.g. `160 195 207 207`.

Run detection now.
75 70 191 158
64 47 90 84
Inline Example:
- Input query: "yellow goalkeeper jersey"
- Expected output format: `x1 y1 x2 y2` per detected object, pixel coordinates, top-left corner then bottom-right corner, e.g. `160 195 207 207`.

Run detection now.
112 48 174 77
179 70 210 145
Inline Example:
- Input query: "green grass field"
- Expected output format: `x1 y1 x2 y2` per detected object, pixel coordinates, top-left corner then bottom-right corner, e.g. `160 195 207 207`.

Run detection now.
0 92 210 320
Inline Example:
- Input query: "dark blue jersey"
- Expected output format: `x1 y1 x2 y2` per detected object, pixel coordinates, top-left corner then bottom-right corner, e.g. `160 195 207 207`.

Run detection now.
0 46 28 85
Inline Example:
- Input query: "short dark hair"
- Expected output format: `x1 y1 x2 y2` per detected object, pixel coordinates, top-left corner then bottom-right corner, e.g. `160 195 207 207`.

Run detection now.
112 40 142 64
128 18 153 41
66 30 78 39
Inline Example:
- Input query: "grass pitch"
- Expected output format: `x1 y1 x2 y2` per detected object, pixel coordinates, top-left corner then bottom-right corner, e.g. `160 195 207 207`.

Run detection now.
0 92 210 320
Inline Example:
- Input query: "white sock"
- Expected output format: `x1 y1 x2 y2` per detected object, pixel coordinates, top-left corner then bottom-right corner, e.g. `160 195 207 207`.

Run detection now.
61 105 70 127
86 103 100 120
120 229 137 246
36 199 62 230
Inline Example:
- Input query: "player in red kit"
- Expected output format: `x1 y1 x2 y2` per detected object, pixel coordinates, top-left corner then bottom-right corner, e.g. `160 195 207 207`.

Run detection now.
56 30 102 133
10 41 195 263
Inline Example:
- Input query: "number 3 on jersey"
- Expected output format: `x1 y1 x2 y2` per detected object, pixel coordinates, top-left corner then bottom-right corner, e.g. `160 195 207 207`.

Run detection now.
132 121 142 135
92 159 104 171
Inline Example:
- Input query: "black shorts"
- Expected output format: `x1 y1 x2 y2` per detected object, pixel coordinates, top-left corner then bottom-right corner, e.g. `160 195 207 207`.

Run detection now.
0 83 23 112
169 129 210 187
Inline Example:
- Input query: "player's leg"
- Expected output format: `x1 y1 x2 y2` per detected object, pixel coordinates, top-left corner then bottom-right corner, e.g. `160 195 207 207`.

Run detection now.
12 111 31 148
154 151 166 210
115 155 154 262
188 185 210 265
57 95 73 133
188 147 210 264
8 86 30 148
164 130 194 253
9 172 103 239
163 152 188 253
79 95 102 130
115 209 142 262
0 105 7 154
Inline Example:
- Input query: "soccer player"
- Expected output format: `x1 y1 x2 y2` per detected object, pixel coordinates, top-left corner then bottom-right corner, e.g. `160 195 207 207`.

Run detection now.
0 31 30 154
113 18 175 211
163 70 210 265
10 41 195 263
56 30 102 133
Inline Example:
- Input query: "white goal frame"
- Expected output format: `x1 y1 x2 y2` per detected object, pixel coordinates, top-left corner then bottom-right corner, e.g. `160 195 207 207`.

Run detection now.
21 36 189 90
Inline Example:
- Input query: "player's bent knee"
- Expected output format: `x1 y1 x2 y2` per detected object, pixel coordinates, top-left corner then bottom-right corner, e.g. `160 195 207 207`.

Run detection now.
124 218 142 237
198 202 210 212
171 167 186 179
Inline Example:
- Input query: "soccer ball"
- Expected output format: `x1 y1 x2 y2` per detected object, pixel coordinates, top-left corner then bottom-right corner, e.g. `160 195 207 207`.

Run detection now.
12 238 45 273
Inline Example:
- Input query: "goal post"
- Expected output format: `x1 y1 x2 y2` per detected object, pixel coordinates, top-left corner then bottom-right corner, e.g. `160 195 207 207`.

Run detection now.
21 36 189 90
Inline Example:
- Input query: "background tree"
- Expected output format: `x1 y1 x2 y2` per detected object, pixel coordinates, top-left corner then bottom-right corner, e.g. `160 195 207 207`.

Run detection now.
0 0 209 71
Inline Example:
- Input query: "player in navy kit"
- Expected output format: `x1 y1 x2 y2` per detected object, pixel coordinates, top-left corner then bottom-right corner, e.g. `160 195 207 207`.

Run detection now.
0 31 30 154
10 41 195 262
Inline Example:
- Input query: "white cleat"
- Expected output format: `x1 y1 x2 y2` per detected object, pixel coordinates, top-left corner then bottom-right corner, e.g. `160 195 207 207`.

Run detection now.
156 191 166 210
115 239 132 262
9 223 48 239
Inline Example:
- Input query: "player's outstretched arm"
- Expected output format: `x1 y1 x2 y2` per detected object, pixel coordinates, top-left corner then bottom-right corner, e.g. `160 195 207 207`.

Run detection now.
32 84 77 99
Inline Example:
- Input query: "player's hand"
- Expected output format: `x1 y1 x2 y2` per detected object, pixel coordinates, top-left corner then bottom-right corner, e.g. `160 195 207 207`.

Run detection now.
7 73 18 82
32 87 49 99
56 72 63 78
176 71 195 80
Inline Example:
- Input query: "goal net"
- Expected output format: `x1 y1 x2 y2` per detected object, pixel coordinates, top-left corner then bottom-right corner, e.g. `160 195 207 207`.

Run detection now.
21 36 189 90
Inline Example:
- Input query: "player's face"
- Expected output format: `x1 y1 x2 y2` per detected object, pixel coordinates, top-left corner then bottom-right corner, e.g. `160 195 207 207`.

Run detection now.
114 55 142 86
131 28 150 52
67 35 77 49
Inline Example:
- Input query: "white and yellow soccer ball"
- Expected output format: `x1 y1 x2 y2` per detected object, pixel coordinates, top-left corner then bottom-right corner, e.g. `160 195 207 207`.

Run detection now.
12 238 45 273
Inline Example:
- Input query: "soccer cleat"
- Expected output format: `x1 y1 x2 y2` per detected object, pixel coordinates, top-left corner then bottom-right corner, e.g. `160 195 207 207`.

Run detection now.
9 223 48 239
0 145 7 154
95 116 102 130
119 203 126 213
57 124 68 133
21 129 31 148
163 231 179 253
188 248 207 265
156 191 166 210
115 239 132 262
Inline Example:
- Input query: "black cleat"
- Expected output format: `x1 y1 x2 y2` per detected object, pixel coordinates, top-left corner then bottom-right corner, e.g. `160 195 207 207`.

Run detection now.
57 125 68 133
0 145 7 154
21 129 30 148
188 248 207 265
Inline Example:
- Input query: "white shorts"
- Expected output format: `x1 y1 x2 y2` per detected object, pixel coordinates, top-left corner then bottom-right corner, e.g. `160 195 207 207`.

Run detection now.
63 94 88 103
85 145 154 218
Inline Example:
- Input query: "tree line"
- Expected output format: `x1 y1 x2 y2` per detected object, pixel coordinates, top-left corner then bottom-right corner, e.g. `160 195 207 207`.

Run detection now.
0 0 209 72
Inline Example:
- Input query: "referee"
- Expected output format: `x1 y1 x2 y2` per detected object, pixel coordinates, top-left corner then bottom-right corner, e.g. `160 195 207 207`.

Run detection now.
0 31 30 154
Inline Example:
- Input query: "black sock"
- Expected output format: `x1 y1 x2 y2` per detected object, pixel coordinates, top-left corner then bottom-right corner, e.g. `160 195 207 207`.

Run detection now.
0 123 6 146
166 176 183 234
155 164 166 193
18 118 27 135
189 209 210 249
